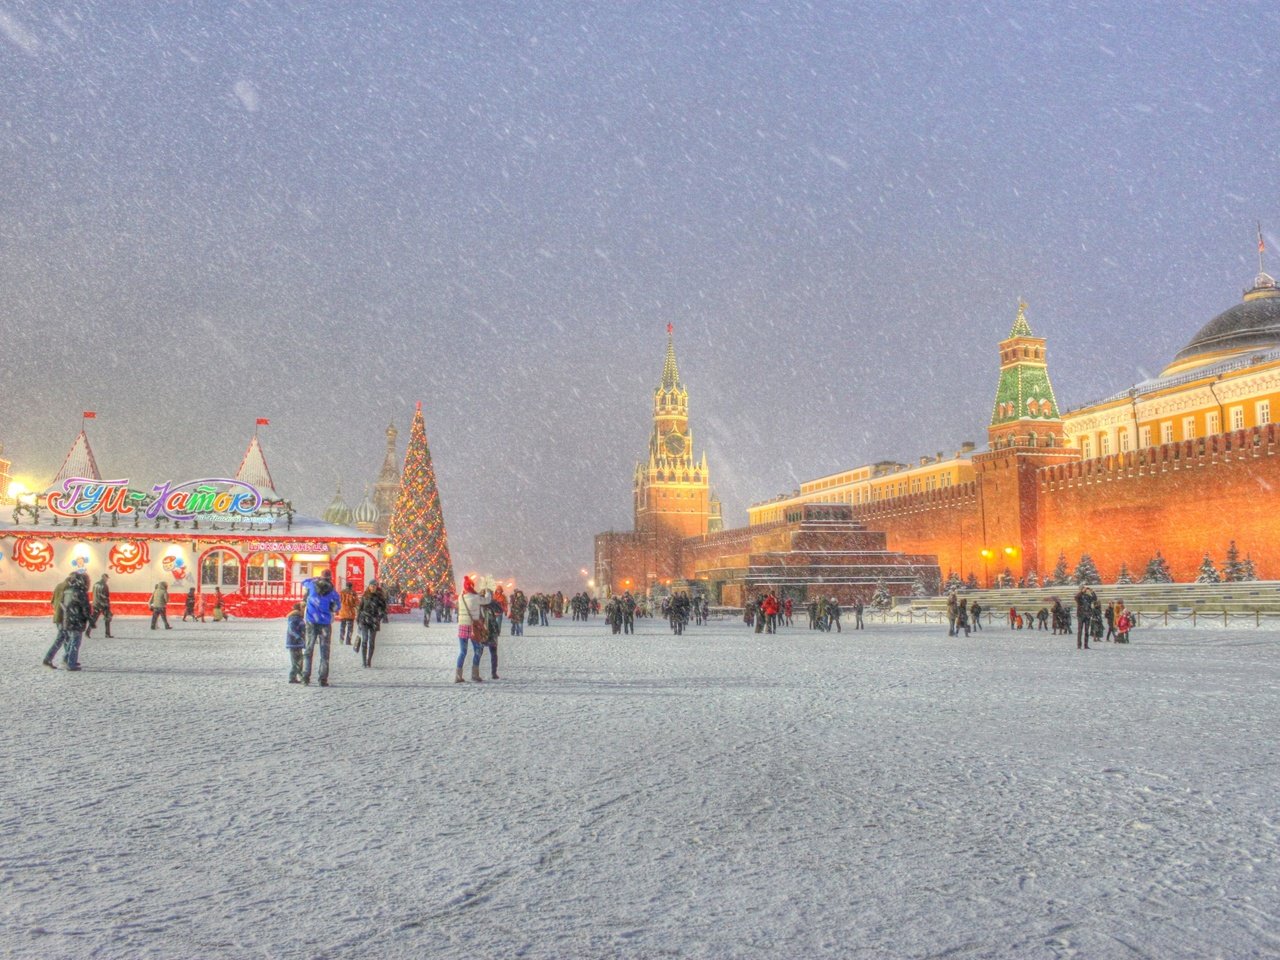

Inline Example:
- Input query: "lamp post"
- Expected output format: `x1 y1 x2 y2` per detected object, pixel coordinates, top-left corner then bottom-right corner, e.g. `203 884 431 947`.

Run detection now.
980 548 994 589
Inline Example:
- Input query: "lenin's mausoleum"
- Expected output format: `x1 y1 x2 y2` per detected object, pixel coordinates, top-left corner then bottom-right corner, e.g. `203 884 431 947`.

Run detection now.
596 265 1280 603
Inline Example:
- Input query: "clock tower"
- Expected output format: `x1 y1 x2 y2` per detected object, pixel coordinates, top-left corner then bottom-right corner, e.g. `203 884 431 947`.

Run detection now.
634 326 712 540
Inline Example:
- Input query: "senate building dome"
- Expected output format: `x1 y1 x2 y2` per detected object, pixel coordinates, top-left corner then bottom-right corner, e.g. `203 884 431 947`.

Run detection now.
1164 273 1280 376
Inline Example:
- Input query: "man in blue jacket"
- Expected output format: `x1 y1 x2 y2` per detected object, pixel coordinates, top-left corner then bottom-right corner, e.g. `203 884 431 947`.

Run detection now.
301 569 342 686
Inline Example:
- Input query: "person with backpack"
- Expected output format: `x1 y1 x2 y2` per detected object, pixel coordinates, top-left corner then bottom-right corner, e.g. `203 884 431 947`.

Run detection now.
87 573 114 638
300 569 342 686
356 581 388 668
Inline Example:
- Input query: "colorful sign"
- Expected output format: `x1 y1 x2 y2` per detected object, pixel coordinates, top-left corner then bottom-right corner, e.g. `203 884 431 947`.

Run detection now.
47 478 263 522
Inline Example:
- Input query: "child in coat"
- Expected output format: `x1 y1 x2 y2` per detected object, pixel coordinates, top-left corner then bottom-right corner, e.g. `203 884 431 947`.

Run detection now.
285 603 305 683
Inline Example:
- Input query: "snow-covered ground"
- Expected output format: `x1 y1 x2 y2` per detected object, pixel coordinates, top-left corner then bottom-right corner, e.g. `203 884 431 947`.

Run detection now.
2 614 1278 960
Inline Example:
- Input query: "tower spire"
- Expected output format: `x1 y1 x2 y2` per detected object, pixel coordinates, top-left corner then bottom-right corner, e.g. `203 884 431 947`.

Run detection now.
662 324 680 390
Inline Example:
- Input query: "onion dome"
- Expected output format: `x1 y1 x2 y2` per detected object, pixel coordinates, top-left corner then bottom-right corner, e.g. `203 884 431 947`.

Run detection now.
1165 273 1280 376
322 485 353 527
352 489 381 531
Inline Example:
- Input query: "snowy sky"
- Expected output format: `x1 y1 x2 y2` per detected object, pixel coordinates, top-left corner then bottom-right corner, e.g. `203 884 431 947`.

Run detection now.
1 2 1277 589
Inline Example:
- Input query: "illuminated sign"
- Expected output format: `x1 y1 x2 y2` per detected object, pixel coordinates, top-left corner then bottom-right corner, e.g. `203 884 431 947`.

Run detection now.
47 477 263 522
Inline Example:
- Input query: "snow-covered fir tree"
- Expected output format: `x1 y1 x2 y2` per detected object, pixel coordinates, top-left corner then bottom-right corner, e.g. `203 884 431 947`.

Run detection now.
964 572 979 591
1022 568 1040 589
994 568 1014 588
1073 554 1102 585
1195 553 1221 584
1241 555 1259 582
1114 562 1134 585
1051 552 1071 586
943 570 964 594
1222 541 1244 583
911 573 930 599
1141 551 1174 584
870 578 893 609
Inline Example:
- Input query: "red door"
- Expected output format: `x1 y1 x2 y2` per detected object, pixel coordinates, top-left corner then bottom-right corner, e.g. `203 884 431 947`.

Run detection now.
346 556 366 594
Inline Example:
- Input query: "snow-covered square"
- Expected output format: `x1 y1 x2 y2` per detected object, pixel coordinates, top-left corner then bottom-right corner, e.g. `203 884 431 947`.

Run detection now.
3 615 1279 959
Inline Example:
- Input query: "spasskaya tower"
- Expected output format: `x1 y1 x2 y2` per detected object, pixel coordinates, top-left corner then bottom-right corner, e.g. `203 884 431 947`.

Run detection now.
634 325 714 539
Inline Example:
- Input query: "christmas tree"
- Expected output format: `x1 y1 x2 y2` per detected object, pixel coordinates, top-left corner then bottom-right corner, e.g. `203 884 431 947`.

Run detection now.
871 578 893 609
1241 555 1259 582
1073 554 1102 585
1222 541 1244 582
1114 562 1134 585
1051 552 1071 586
380 403 455 596
1194 553 1221 584
1141 551 1173 584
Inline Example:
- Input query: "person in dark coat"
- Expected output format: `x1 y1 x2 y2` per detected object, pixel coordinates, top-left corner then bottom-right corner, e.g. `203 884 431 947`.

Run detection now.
87 573 113 638
356 581 388 668
1074 586 1095 649
54 572 91 670
969 601 982 632
182 587 197 622
43 575 72 668
285 602 306 683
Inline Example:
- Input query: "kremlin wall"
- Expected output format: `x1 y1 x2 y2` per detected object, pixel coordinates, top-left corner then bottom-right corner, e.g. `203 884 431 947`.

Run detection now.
596 264 1280 601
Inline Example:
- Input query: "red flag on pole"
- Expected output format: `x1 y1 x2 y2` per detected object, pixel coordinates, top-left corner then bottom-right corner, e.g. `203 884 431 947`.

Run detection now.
256 418 270 426
82 411 96 419
1259 222 1266 254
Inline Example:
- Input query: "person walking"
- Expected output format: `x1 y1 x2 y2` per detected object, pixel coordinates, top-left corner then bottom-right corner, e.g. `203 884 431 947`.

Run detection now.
356 581 388 668
181 587 197 622
47 576 91 670
301 569 342 686
854 599 865 630
1104 601 1117 643
828 597 842 633
87 573 114 638
42 574 72 669
420 591 435 628
150 582 172 630
456 575 487 683
285 602 306 683
337 581 358 646
970 601 982 632
947 592 959 637
956 598 970 637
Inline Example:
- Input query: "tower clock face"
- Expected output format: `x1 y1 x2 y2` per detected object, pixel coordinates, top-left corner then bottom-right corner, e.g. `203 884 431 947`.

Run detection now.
664 432 686 456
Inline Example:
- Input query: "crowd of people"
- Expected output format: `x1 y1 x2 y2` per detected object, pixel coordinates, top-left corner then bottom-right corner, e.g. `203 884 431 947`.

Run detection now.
944 586 1134 646
37 564 1139 681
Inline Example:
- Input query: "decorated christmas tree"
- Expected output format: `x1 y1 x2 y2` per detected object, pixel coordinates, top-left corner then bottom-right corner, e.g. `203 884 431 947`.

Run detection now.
1222 541 1244 582
380 403 455 596
871 578 893 609
1114 562 1134 585
1141 551 1173 584
1194 553 1221 584
1051 552 1072 586
1073 554 1102 585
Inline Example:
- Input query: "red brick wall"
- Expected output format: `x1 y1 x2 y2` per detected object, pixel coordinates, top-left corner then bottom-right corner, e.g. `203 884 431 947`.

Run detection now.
1037 426 1280 581
851 484 983 582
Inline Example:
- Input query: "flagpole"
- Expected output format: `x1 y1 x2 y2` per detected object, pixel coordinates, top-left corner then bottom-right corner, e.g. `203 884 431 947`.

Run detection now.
1259 221 1266 276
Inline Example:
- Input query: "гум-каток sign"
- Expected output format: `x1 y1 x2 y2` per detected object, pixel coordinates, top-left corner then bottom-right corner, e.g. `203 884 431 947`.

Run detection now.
45 477 262 523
